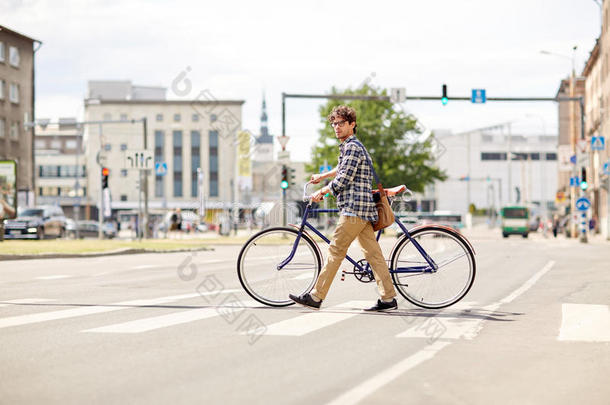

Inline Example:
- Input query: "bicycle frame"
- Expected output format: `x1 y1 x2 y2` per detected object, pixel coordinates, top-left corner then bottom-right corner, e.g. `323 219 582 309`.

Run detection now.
277 202 439 275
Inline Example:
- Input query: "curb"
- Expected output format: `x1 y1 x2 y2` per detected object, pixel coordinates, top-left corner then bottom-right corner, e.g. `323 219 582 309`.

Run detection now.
0 246 214 261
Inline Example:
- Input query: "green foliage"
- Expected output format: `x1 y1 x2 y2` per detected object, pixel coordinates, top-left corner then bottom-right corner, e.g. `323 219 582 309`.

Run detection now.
306 84 447 193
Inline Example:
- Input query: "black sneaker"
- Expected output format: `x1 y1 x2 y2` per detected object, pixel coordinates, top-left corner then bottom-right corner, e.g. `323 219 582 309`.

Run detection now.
364 298 398 312
289 293 322 310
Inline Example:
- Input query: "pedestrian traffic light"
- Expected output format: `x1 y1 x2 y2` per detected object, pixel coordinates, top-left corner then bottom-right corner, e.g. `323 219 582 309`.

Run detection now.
580 167 588 190
280 165 288 190
101 167 109 189
441 84 448 105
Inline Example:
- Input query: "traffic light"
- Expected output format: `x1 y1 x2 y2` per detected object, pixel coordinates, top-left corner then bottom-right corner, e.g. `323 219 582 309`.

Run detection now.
101 167 109 189
280 165 288 190
441 84 448 105
580 167 588 191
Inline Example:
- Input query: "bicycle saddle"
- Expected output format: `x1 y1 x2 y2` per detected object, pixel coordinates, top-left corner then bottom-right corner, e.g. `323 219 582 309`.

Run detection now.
372 184 407 196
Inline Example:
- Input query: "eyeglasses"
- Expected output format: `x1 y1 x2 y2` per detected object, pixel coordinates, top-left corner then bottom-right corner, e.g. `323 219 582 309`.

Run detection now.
330 120 347 128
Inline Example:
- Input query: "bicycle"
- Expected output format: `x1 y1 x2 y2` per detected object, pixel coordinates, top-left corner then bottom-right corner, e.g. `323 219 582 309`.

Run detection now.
237 182 476 309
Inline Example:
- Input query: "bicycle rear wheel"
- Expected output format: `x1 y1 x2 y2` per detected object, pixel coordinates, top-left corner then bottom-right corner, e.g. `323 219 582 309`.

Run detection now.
237 227 322 307
390 226 475 309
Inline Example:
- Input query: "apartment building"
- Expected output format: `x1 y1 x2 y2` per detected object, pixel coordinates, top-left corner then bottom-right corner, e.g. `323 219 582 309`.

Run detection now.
83 81 244 222
0 25 40 206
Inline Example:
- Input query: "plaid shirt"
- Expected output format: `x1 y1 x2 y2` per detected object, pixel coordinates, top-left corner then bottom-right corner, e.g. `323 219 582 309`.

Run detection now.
328 135 378 222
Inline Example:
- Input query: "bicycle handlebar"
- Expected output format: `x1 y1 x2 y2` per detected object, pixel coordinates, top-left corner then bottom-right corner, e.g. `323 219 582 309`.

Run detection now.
303 182 414 203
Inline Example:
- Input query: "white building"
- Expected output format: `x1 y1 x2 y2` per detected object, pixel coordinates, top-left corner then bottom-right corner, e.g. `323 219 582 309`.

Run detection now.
83 81 244 222
433 127 558 217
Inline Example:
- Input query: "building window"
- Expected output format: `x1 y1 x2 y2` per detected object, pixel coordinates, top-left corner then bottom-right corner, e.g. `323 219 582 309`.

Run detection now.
156 114 163 122
10 121 19 138
209 130 219 197
154 130 165 198
210 114 217 122
104 144 111 151
9 46 19 67
120 113 128 121
120 143 127 151
173 130 183 197
0 42 5 63
121 169 128 177
481 152 507 161
192 113 200 122
0 119 5 138
545 153 557 161
9 83 19 103
103 113 111 121
66 140 77 149
174 113 181 122
120 195 127 201
35 139 45 148
0 80 5 99
191 131 201 197
51 140 62 149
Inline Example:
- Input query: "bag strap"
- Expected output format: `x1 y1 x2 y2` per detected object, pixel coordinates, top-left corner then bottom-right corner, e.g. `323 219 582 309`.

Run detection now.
352 139 382 182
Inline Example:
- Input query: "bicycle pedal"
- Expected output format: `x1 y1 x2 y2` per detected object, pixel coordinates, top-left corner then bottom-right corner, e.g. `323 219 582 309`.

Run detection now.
340 270 346 281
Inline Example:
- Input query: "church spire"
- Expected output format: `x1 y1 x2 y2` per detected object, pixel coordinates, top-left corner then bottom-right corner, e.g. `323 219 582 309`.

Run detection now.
260 91 269 137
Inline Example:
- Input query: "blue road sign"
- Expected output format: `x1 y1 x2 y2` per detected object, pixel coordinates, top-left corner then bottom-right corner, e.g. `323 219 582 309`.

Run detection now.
575 197 591 211
603 161 610 175
471 89 486 104
570 176 580 187
591 136 605 151
319 164 332 173
569 155 577 164
155 162 168 176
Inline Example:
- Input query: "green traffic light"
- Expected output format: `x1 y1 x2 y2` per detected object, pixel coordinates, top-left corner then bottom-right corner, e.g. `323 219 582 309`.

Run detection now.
441 97 448 105
580 181 588 191
280 180 288 189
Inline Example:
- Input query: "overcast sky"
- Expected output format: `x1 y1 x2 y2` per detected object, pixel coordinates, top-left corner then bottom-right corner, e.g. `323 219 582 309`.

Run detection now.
2 0 601 162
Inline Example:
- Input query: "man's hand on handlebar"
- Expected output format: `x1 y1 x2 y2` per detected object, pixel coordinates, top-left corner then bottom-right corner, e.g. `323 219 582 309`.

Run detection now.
310 173 324 184
311 186 330 202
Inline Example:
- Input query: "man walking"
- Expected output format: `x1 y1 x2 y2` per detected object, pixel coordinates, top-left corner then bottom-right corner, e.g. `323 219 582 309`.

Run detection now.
289 105 398 311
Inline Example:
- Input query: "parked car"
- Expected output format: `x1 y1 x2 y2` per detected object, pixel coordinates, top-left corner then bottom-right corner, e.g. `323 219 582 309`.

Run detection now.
67 220 117 239
3 205 67 240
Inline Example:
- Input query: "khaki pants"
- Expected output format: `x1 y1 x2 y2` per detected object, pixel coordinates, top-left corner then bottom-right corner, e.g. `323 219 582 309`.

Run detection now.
311 215 396 301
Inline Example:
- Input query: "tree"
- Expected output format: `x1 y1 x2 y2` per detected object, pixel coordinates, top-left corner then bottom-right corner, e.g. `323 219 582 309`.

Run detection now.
307 84 447 193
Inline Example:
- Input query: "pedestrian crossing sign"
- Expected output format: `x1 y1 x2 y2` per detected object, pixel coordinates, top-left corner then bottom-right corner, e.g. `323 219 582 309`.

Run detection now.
591 136 605 151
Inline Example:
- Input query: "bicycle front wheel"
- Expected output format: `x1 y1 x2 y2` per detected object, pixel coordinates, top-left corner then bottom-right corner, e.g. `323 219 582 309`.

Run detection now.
390 226 475 309
237 227 322 307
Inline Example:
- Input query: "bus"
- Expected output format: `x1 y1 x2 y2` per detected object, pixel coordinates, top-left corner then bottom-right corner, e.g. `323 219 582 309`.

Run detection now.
501 206 530 238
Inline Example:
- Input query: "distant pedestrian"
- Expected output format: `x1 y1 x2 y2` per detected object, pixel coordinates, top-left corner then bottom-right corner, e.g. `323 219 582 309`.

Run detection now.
552 214 559 238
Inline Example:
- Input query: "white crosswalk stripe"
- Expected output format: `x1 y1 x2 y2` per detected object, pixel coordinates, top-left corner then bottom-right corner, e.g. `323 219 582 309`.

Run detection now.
257 301 371 336
0 290 240 329
83 300 261 334
0 298 56 308
558 303 610 342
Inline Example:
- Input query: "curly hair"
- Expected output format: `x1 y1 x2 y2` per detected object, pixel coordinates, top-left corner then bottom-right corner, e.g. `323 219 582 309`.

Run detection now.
328 105 357 134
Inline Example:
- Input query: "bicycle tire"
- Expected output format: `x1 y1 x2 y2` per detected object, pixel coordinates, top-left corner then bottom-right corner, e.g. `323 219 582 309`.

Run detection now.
390 226 476 309
237 227 322 307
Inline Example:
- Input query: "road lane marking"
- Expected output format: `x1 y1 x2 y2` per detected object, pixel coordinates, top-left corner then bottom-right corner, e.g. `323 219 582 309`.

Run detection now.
35 275 72 280
83 300 260 333
558 303 610 342
259 301 370 336
0 298 56 307
327 260 557 405
326 340 452 405
0 290 241 329
499 260 555 304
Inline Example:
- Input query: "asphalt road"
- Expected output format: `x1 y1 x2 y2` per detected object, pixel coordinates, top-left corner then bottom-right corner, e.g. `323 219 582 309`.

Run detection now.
1 229 608 405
